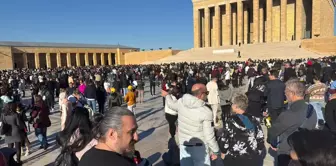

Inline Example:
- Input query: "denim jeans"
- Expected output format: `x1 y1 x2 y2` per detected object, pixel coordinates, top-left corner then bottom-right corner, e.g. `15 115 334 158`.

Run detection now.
87 100 97 113
123 88 128 97
179 144 211 166
35 127 47 147
310 101 325 126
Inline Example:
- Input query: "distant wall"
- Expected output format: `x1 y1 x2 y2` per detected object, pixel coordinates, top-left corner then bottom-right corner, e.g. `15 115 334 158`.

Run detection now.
301 37 336 55
124 50 180 64
0 46 13 70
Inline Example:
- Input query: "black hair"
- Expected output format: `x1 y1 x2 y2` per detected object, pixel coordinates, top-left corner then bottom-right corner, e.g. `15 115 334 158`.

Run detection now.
270 70 280 78
288 129 336 166
3 102 16 116
54 107 93 166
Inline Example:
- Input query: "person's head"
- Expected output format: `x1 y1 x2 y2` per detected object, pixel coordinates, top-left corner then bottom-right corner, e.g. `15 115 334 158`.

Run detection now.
285 79 305 103
79 79 84 85
191 84 208 101
55 107 93 166
72 89 81 99
288 129 336 166
94 107 138 155
212 77 218 82
69 82 74 88
269 70 279 80
231 93 248 114
34 95 43 105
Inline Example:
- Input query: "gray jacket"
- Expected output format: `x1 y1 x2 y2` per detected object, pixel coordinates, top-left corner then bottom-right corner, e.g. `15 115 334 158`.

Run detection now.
166 94 219 153
269 100 317 155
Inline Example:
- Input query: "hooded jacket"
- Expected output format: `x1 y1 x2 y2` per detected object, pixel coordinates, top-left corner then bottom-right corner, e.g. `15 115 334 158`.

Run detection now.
166 94 219 153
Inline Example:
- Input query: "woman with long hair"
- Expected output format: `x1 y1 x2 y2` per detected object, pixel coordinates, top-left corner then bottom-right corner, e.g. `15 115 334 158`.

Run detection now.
164 86 180 138
55 107 97 166
2 102 25 164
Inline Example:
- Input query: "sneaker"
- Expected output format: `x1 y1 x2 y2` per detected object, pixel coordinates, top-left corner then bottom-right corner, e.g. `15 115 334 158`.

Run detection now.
25 150 30 157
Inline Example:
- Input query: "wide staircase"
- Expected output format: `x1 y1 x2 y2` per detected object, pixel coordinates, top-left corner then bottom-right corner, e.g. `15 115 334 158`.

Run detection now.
143 41 329 64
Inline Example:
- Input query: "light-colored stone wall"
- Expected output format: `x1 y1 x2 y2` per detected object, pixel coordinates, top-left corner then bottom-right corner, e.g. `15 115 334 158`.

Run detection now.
319 0 335 37
301 37 336 54
124 50 179 64
0 46 13 69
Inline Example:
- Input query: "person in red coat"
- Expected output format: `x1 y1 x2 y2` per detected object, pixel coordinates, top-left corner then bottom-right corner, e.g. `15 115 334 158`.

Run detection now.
31 95 51 150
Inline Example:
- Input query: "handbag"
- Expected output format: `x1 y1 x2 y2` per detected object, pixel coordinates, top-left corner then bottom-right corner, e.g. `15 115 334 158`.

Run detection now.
0 114 11 135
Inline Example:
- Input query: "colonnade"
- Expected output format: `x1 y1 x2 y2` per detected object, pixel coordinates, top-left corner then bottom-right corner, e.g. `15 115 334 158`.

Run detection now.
193 0 312 48
16 52 118 69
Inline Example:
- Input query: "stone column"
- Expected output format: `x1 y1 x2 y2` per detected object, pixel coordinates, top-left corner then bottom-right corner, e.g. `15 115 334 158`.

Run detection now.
22 53 28 68
84 53 89 66
35 53 40 68
253 0 259 43
237 1 244 45
66 53 71 67
259 5 264 42
46 53 51 68
193 8 201 48
93 53 97 66
76 53 80 66
243 4 248 44
266 0 273 42
225 3 232 45
295 0 303 40
204 7 210 47
56 53 61 67
312 0 321 38
101 53 105 65
117 49 121 65
214 5 221 47
108 53 112 65
280 0 287 41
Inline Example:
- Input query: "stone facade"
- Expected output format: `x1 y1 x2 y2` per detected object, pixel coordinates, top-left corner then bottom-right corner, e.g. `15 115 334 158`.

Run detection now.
192 0 335 48
301 36 336 54
124 50 181 64
0 42 137 70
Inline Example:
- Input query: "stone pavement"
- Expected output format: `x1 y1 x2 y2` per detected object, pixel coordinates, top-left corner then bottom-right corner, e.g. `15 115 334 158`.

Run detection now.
0 83 276 166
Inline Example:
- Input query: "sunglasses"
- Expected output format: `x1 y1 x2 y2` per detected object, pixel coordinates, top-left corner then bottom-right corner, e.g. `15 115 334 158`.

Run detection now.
202 91 209 95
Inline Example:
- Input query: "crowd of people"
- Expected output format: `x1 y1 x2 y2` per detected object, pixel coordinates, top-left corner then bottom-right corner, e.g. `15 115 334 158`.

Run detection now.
0 56 335 166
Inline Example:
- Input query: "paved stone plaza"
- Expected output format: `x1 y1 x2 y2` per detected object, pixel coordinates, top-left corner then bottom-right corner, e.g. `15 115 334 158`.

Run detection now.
0 83 275 166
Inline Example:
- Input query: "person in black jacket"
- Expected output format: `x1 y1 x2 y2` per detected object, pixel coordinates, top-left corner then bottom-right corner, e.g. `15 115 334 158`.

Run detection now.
84 80 97 113
283 63 297 83
265 70 286 121
96 81 106 114
149 72 156 96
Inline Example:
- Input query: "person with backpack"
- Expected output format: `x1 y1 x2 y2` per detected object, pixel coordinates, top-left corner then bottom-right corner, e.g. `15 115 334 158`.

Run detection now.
268 79 317 166
107 88 122 109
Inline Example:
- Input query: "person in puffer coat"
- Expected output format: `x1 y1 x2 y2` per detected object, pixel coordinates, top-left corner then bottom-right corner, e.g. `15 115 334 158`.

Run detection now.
163 83 220 166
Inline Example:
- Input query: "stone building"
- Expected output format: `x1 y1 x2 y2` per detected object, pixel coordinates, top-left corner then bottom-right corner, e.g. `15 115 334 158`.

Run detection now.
0 41 138 70
192 0 335 48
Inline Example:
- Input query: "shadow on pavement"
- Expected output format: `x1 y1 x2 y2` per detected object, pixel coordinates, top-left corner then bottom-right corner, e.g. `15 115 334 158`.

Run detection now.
29 132 59 149
137 107 164 122
147 152 161 165
23 144 59 164
138 128 156 141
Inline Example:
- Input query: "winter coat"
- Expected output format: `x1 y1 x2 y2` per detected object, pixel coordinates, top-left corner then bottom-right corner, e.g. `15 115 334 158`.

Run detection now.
31 103 51 129
206 81 220 105
217 113 265 158
3 112 25 144
165 94 220 153
84 85 97 100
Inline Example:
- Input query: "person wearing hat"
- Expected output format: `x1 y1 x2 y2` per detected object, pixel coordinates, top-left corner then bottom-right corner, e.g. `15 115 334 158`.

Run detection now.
124 85 136 116
107 88 122 109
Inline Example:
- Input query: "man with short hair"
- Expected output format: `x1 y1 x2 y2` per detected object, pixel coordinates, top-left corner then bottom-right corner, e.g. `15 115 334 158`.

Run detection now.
268 79 317 166
163 83 219 166
265 70 286 121
79 108 139 166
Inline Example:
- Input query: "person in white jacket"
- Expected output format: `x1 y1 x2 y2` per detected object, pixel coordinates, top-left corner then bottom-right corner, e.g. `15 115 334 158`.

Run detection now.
164 86 180 138
163 83 219 166
206 77 220 126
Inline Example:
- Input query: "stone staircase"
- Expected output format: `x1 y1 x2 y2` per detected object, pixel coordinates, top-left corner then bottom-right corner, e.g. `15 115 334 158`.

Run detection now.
143 41 330 64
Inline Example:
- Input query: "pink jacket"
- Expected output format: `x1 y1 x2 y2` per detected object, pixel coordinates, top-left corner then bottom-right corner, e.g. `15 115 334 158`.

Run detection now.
78 84 86 94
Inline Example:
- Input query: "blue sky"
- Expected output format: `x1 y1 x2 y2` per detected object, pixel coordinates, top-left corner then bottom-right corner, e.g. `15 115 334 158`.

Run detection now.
0 0 335 50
